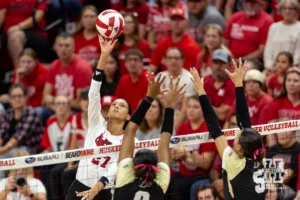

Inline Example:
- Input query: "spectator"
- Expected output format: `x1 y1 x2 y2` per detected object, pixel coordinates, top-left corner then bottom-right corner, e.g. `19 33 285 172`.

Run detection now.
12 48 48 108
230 69 273 125
43 33 93 111
115 49 148 112
0 0 52 67
170 96 216 200
0 150 47 200
157 47 197 129
112 0 150 38
272 0 300 21
146 0 187 49
40 95 73 200
114 12 151 75
136 97 164 140
74 5 100 68
224 0 274 60
196 24 231 78
267 52 293 98
101 52 121 97
264 0 300 69
203 49 235 122
0 83 43 156
187 0 226 43
196 184 219 200
266 129 300 189
150 7 201 72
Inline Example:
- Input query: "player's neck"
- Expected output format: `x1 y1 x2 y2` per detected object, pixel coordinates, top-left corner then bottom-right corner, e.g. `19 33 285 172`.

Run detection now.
190 118 204 130
107 120 124 135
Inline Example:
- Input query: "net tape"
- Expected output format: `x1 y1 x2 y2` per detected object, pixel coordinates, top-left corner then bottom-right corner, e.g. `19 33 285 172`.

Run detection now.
0 120 299 171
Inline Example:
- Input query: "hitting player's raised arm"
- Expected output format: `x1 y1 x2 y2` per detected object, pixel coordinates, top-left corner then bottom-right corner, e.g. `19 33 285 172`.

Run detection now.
225 58 251 129
118 74 165 162
190 68 228 157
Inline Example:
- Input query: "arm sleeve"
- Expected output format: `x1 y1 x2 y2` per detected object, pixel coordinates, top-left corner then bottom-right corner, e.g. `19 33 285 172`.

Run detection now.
154 162 171 194
115 158 135 188
235 87 251 129
198 95 223 140
222 146 246 180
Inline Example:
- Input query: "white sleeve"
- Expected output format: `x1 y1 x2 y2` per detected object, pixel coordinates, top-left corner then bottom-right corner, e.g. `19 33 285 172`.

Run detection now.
263 24 275 69
28 179 47 194
88 79 105 129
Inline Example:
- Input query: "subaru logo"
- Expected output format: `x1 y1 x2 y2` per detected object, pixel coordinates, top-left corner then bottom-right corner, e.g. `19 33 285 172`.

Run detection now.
25 157 36 164
170 137 180 144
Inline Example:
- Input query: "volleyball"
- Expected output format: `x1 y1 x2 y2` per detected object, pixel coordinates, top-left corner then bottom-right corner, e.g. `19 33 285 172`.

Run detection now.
96 9 125 39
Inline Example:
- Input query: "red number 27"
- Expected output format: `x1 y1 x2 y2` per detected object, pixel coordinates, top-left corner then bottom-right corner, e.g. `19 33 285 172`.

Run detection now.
91 156 111 168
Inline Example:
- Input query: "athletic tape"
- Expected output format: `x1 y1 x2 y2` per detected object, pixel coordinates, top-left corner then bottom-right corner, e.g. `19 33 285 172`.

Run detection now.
0 120 299 171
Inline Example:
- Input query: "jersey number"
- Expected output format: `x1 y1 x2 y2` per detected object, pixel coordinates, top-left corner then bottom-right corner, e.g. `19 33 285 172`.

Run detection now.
133 191 150 200
253 169 265 193
91 156 111 168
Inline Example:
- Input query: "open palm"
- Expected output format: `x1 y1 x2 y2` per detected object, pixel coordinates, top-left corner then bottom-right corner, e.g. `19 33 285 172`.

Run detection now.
98 35 117 54
225 58 248 87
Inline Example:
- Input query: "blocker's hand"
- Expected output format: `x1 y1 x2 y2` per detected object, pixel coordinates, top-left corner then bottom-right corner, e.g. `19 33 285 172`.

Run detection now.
76 189 98 200
146 73 166 98
225 58 248 87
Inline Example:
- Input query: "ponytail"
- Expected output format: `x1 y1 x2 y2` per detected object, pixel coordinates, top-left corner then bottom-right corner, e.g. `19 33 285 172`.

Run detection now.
134 164 159 184
253 148 266 162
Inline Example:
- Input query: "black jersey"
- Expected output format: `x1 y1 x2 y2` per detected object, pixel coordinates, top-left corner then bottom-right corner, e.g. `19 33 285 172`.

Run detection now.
222 146 267 200
114 158 170 200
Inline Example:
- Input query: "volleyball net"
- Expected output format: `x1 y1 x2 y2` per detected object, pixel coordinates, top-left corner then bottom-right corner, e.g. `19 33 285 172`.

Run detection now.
0 120 299 199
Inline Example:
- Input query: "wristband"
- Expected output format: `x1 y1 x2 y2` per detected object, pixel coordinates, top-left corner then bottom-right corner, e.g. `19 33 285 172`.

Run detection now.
161 108 174 135
130 96 153 125
93 69 104 82
99 176 109 187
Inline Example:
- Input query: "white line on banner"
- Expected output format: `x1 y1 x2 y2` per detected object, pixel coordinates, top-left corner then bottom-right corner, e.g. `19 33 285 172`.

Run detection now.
0 120 299 171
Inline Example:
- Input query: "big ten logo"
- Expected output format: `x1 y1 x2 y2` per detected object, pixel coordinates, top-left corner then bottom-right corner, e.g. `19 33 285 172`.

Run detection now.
263 158 285 184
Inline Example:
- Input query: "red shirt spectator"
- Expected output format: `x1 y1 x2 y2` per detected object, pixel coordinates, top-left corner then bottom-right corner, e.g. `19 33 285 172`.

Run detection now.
74 33 100 64
267 74 283 98
46 55 92 100
151 34 200 71
204 76 235 108
0 0 47 37
224 10 273 59
115 70 148 112
13 62 48 107
176 121 216 176
267 97 300 121
118 40 151 75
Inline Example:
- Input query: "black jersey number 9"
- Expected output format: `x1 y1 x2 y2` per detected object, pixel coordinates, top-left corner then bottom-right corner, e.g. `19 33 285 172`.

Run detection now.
133 191 150 200
253 169 266 193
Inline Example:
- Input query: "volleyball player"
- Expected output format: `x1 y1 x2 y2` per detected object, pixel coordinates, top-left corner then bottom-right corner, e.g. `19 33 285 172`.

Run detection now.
113 78 186 200
189 58 267 200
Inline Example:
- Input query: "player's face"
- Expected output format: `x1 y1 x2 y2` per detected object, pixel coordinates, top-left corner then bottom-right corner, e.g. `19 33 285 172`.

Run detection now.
197 188 216 200
243 0 261 17
265 184 278 200
204 29 221 51
81 8 97 30
165 49 184 72
54 96 70 116
19 55 37 75
186 98 203 121
104 55 118 77
55 37 75 60
145 100 160 123
280 0 298 23
188 0 207 15
285 72 300 95
125 55 143 74
275 55 291 74
211 60 229 81
245 80 261 97
277 131 295 146
9 88 27 110
107 99 131 121
80 97 88 113
233 133 242 154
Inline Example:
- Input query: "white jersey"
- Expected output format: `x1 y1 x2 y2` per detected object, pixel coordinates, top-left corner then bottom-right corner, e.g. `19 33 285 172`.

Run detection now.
76 79 136 188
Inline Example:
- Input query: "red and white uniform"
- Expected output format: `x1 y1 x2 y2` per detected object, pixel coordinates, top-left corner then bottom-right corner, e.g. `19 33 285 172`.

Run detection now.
74 33 100 63
72 112 88 149
40 115 73 152
76 79 138 188
267 74 283 98
46 56 92 100
267 97 300 121
224 11 273 59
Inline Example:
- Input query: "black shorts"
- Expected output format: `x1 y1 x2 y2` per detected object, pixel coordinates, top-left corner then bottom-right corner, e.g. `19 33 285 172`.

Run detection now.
66 179 112 200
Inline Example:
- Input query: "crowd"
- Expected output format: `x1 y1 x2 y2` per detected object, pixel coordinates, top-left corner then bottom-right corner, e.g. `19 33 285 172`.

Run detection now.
0 0 300 199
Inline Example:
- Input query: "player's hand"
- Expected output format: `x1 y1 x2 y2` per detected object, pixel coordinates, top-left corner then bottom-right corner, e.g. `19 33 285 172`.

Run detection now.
225 58 248 87
146 73 166 98
190 67 205 95
98 35 117 55
162 76 186 108
76 189 98 200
